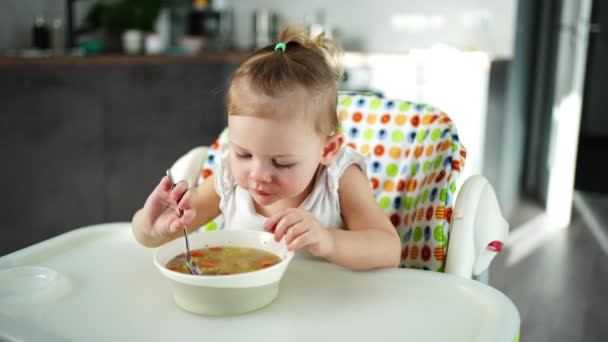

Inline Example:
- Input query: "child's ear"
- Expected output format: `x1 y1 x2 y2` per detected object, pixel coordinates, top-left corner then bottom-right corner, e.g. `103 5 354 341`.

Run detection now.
320 133 344 165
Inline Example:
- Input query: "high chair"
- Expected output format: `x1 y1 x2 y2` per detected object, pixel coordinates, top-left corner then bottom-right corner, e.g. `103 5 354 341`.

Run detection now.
170 93 509 280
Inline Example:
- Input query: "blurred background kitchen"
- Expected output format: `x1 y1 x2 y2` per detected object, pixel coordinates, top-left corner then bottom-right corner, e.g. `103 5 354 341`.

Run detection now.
1 0 606 340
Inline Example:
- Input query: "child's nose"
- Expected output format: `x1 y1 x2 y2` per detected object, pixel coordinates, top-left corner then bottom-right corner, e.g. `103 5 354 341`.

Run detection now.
250 162 272 183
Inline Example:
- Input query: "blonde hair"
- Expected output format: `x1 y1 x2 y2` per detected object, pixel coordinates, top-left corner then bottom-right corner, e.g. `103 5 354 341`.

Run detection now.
226 26 344 136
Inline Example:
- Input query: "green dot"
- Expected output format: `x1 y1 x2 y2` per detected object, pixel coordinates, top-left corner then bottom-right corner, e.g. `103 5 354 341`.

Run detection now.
416 130 428 143
433 156 443 169
439 188 448 202
452 142 458 152
386 164 399 177
391 130 405 143
364 129 375 140
436 266 444 273
404 196 413 210
413 227 423 242
410 265 421 270
338 125 345 133
423 161 432 173
370 99 382 110
431 128 442 141
422 190 429 203
449 182 457 194
204 221 217 231
434 225 444 241
399 102 411 112
414 195 420 208
379 196 391 209
410 163 419 177
340 97 353 107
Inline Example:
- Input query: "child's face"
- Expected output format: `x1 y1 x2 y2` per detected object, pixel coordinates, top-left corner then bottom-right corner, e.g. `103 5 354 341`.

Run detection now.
228 84 327 207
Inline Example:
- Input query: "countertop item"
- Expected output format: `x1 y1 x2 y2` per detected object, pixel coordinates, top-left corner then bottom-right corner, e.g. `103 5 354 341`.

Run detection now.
0 223 519 341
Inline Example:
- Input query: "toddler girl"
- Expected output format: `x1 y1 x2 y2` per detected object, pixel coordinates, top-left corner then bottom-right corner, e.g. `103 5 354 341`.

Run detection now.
132 27 401 270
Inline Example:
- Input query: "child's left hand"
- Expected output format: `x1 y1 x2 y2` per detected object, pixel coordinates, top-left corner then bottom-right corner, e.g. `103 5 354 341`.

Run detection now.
264 208 334 257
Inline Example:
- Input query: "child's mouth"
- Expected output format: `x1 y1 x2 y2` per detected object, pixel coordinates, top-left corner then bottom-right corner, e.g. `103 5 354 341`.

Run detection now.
254 190 271 196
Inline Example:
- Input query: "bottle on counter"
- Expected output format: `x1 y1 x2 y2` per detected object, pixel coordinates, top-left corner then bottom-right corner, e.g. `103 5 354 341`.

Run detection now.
32 16 51 50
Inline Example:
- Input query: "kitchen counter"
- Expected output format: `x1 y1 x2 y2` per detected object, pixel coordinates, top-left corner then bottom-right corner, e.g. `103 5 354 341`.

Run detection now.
0 52 249 68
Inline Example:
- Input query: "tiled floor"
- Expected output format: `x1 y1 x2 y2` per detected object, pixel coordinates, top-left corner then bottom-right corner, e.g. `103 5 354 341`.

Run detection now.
490 193 608 341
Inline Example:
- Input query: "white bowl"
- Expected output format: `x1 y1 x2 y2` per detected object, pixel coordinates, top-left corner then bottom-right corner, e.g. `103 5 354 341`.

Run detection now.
154 230 294 315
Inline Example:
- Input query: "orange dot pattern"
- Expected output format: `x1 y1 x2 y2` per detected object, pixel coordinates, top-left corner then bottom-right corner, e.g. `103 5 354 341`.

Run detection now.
337 94 466 272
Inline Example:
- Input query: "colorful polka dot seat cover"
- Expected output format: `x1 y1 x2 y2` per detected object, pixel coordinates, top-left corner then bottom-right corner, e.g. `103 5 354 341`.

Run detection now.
198 93 467 271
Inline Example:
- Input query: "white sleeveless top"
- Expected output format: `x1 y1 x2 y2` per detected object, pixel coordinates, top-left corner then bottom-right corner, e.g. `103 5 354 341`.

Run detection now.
213 146 368 231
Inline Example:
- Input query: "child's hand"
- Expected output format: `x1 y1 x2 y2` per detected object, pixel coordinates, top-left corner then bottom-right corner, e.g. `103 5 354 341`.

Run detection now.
264 208 334 257
140 176 196 239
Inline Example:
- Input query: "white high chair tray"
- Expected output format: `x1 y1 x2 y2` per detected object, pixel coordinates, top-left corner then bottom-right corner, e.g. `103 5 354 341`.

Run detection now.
0 223 519 342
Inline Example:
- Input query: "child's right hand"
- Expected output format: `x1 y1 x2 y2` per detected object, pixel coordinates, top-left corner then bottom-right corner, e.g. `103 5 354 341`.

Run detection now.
134 176 196 245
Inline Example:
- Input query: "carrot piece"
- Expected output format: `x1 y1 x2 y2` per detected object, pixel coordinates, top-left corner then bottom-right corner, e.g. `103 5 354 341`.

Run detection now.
168 266 178 271
190 251 205 257
210 247 223 252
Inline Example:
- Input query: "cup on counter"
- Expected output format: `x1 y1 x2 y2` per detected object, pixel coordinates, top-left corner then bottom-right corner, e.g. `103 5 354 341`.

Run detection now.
145 34 164 55
122 29 142 54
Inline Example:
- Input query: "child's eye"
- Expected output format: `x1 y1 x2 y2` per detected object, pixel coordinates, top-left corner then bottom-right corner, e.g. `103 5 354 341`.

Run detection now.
273 160 294 169
235 153 251 160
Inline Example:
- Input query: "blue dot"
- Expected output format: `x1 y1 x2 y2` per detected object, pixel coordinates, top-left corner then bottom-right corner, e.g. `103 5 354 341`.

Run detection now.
377 129 387 140
422 266 430 271
357 98 366 107
385 101 395 109
393 196 402 209
452 134 460 142
430 188 438 201
404 228 412 241
401 165 409 175
349 127 359 139
416 104 426 111
443 156 452 167
371 161 383 173
207 155 215 165
408 131 416 143
424 226 431 241
441 128 450 138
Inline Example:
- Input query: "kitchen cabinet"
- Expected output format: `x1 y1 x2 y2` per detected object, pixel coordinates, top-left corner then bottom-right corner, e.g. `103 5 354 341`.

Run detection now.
0 56 238 254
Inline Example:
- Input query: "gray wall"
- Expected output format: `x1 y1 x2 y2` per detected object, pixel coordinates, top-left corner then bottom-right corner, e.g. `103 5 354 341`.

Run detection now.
0 0 65 52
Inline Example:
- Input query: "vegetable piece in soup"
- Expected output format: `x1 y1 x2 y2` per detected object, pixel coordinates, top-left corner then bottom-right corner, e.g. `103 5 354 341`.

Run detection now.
165 246 281 275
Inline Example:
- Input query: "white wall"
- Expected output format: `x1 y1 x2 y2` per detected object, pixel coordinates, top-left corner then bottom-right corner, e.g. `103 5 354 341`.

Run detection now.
228 0 517 57
1 0 517 57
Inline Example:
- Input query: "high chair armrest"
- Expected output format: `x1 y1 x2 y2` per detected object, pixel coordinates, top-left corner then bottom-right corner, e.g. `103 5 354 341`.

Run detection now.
445 175 509 278
170 146 209 187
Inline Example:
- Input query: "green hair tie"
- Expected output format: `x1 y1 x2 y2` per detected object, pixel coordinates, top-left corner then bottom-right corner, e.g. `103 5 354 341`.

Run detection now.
274 42 286 53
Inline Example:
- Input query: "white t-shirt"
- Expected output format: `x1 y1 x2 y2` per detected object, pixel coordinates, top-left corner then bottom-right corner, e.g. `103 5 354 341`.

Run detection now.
213 146 368 231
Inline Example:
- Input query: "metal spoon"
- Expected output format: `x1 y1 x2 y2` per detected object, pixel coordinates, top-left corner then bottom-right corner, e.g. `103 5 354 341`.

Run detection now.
166 169 202 275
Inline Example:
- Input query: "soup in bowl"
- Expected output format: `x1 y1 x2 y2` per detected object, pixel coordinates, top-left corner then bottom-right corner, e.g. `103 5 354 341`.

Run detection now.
154 229 294 316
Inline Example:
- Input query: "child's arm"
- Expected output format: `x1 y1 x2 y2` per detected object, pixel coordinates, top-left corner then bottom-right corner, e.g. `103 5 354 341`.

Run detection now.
132 175 221 247
327 165 401 269
265 165 401 270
